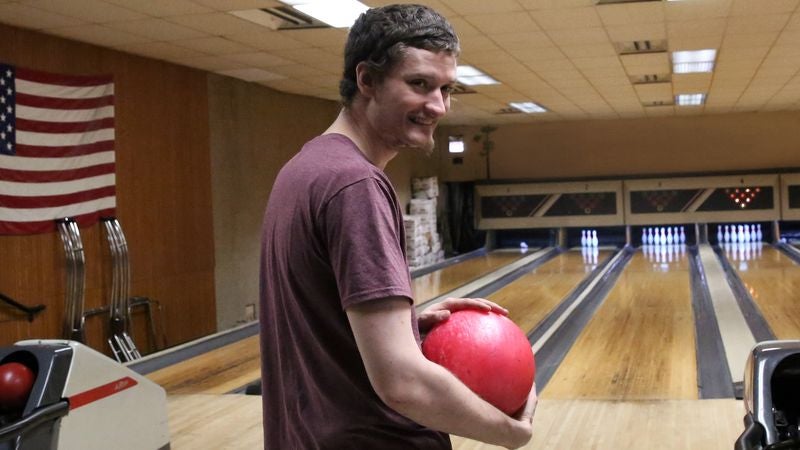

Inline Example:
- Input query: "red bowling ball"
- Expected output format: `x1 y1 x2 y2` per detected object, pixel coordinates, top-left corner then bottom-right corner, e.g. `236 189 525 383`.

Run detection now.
0 362 35 411
422 309 535 415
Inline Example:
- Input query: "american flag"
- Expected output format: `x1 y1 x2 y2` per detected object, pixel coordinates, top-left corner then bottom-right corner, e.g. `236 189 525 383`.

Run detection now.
0 63 115 235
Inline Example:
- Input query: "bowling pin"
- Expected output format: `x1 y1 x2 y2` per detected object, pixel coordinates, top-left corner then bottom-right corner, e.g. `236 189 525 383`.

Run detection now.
744 224 751 242
659 227 666 245
581 229 587 247
666 227 673 245
679 226 686 244
724 225 730 243
647 227 654 245
591 230 598 247
756 224 763 242
717 225 723 244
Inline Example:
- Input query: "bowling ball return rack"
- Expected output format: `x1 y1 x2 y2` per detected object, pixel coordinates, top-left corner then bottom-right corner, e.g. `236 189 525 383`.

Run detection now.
0 340 169 450
737 340 800 450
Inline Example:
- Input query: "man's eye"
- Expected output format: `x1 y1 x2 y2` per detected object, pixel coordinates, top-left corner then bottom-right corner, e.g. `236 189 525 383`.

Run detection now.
442 85 455 94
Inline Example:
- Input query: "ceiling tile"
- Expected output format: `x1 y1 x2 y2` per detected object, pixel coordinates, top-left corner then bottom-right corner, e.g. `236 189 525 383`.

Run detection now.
548 27 609 47
167 12 277 36
192 0 279 11
620 52 671 76
634 83 673 102
726 14 790 35
0 3 84 29
665 0 732 21
23 0 147 22
464 12 539 35
47 24 150 47
115 41 208 60
102 0 214 16
560 43 617 59
284 28 348 48
531 7 602 31
730 0 799 16
226 29 306 51
104 18 207 41
225 51 294 68
597 2 665 26
172 36 256 55
492 31 553 51
518 0 595 9
440 0 523 15
606 23 666 43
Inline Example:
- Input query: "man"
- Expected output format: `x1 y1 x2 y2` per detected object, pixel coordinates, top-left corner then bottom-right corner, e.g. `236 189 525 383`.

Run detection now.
259 4 537 449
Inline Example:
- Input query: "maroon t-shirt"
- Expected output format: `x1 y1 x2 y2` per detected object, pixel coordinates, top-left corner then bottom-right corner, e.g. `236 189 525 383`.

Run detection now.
259 134 451 449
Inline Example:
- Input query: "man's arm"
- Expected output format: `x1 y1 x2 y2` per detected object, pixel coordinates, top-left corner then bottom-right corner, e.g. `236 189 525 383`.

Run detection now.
346 297 536 449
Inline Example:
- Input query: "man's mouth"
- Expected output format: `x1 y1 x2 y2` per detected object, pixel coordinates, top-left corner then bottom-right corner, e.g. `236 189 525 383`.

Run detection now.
410 116 435 126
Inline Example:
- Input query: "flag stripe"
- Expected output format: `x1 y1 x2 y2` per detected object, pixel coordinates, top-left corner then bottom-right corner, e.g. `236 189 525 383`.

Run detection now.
0 173 115 196
0 196 116 221
16 67 113 87
0 163 114 183
0 186 115 208
0 208 116 235
15 141 114 158
17 117 114 133
16 78 114 99
15 93 114 110
17 104 114 122
0 151 114 170
16 128 114 147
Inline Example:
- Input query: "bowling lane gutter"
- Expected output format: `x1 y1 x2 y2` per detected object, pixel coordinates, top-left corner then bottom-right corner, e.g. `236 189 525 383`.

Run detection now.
688 246 735 399
776 242 800 265
415 247 560 311
528 246 633 391
126 321 259 376
125 252 463 383
711 245 775 398
410 247 488 278
711 246 775 343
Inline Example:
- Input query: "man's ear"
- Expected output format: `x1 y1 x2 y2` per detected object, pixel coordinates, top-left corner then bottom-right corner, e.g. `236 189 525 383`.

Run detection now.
355 62 375 98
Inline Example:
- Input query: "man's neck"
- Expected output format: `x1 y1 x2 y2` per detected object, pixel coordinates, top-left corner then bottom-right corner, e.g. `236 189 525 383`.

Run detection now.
324 107 397 170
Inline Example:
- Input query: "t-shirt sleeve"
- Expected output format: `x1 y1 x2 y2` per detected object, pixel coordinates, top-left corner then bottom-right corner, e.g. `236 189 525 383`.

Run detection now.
324 177 413 309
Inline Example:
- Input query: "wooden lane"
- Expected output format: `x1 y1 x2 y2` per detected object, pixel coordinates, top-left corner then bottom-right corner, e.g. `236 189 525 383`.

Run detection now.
725 244 800 339
451 399 743 450
146 335 261 395
167 394 744 450
487 249 614 334
542 247 697 400
412 250 528 304
148 250 527 394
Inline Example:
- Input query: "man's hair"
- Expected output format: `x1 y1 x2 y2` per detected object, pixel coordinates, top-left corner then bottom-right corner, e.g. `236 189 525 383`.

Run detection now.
339 4 460 107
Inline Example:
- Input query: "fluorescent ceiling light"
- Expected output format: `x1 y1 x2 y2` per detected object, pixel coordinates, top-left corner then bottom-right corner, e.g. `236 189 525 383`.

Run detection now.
509 102 547 113
456 65 499 86
448 136 464 154
279 0 368 28
672 49 717 74
675 93 706 106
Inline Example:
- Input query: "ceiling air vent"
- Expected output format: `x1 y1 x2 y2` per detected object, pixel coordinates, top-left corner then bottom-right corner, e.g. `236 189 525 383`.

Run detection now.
496 107 523 115
453 83 477 95
230 7 329 31
630 73 672 85
617 39 667 55
642 100 674 107
596 0 660 4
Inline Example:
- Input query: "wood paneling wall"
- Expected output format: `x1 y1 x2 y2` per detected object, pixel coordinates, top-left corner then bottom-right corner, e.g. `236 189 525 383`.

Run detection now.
0 25 216 352
440 112 800 182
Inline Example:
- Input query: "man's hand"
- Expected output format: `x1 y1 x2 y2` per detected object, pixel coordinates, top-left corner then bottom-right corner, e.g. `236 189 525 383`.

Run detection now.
417 297 509 334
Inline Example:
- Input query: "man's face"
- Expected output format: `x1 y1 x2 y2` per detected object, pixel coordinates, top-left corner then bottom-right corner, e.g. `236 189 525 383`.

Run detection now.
364 47 457 154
